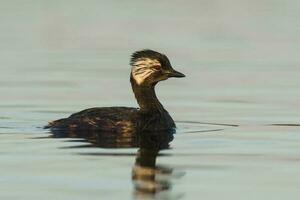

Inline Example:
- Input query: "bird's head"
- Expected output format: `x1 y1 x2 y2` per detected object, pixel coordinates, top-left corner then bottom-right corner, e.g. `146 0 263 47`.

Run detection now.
130 49 185 86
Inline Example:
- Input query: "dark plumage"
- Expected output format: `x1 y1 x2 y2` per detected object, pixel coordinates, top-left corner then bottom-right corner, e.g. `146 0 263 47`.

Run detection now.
45 49 185 136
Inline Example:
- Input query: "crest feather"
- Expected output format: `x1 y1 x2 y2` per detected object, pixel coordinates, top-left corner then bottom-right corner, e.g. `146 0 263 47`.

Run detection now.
130 49 170 66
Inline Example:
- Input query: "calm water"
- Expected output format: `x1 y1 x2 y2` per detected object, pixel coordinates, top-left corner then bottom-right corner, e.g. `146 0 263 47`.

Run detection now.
1 1 300 200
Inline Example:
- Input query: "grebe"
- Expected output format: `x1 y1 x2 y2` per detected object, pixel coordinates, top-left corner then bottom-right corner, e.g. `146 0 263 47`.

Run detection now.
45 49 185 134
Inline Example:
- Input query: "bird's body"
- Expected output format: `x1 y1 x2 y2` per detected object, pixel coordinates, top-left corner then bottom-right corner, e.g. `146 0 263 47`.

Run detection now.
46 107 138 132
45 50 185 135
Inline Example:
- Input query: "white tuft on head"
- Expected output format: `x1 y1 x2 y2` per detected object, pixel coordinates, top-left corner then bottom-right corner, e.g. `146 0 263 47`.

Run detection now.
131 58 161 85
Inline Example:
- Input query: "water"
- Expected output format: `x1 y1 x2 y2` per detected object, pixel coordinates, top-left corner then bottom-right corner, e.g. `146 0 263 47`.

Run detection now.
1 1 300 199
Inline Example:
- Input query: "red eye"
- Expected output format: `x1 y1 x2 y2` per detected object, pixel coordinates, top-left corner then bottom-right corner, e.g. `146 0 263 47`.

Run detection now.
153 65 161 70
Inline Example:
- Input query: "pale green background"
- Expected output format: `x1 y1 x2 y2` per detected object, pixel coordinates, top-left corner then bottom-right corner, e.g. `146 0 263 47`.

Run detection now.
0 1 299 200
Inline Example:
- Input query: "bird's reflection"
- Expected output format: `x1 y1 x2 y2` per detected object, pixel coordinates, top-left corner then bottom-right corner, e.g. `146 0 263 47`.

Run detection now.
132 131 174 198
49 128 176 197
50 128 140 148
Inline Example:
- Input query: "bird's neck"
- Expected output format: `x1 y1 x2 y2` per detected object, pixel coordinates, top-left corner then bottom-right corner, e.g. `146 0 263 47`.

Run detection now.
130 76 164 113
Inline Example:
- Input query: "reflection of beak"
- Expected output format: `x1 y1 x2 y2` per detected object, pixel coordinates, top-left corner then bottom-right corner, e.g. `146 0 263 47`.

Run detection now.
167 69 185 78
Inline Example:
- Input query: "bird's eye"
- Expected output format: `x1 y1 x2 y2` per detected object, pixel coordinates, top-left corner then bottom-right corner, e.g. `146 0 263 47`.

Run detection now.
152 65 161 70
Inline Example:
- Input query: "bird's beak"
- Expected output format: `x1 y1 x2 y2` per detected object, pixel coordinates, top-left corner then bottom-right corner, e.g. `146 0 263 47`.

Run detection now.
167 69 185 78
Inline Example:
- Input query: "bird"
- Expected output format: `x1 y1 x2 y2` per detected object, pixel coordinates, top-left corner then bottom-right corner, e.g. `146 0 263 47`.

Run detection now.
45 49 185 136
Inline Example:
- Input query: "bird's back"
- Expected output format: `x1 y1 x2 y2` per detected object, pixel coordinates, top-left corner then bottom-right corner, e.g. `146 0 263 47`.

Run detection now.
46 107 139 133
